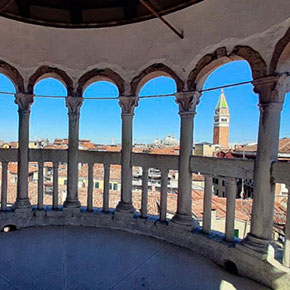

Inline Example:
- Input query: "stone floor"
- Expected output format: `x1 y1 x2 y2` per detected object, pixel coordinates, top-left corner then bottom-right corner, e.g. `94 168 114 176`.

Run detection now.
0 226 268 290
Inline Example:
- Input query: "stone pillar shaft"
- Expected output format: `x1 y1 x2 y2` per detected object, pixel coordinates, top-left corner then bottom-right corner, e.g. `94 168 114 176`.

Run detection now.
116 96 138 213
14 93 34 210
64 96 83 208
241 75 288 255
203 174 213 234
225 177 237 242
177 113 194 214
251 102 282 239
172 92 200 226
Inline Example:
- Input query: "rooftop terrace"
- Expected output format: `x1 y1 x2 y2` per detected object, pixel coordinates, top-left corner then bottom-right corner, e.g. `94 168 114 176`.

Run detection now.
0 226 268 290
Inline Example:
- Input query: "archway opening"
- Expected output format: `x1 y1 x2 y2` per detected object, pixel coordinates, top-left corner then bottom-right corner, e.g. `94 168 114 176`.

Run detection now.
0 73 18 207
30 77 68 207
274 88 290 245
134 76 178 217
80 80 120 208
194 60 256 238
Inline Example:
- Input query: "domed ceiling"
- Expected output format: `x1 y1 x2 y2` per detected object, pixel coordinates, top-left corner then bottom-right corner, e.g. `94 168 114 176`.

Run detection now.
0 0 203 28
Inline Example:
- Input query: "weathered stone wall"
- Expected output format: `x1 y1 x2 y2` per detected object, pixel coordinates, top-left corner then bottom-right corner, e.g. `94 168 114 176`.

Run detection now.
0 0 289 91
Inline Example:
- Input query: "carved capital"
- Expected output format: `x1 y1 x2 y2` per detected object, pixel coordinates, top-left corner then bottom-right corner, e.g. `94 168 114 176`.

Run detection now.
119 96 138 115
176 91 201 115
253 75 288 105
66 96 83 116
258 102 283 113
15 93 34 112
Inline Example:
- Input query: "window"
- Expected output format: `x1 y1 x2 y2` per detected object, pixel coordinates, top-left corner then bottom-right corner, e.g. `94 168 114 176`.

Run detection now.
113 184 118 190
216 189 219 195
64 179 67 185
221 118 227 122
95 182 99 189
109 183 112 190
222 180 225 186
213 178 219 184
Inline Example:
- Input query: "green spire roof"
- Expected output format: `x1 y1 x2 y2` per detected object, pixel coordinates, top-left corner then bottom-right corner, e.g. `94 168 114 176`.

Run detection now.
216 89 228 109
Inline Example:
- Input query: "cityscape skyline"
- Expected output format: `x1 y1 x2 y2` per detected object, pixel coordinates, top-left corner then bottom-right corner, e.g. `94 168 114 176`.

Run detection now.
0 60 289 144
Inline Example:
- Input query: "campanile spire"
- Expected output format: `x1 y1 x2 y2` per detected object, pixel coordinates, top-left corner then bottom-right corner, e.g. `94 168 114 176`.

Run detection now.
213 89 230 148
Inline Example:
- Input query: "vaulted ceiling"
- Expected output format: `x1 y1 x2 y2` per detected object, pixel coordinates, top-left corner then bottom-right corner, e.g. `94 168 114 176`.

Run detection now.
0 0 203 28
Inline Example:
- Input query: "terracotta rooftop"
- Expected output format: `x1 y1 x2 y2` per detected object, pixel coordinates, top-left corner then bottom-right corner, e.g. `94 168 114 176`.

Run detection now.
8 163 38 175
235 138 290 154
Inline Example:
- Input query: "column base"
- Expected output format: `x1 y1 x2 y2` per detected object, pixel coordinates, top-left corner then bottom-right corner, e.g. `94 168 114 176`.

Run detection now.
116 202 135 214
237 233 275 259
171 213 197 227
13 198 31 211
63 199 81 208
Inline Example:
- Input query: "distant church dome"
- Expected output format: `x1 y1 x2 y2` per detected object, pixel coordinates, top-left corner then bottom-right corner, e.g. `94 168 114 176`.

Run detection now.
162 135 179 146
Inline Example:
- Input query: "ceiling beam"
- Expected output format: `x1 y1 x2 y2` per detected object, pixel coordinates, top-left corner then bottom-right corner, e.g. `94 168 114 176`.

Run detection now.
0 0 14 13
139 0 184 39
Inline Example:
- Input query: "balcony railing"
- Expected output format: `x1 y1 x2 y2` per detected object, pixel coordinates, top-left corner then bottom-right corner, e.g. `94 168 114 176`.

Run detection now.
0 148 290 270
0 146 290 290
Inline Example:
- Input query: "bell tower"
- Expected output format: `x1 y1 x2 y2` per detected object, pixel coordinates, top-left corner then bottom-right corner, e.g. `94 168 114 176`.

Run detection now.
213 89 230 149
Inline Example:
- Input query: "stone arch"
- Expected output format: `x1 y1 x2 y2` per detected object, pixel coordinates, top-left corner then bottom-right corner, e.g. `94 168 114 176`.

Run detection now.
187 46 267 91
130 63 184 96
77 68 125 96
28 66 73 95
0 60 24 92
270 26 290 74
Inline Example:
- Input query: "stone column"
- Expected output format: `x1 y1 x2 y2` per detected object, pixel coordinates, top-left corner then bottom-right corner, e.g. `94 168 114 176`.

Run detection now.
116 96 138 214
241 75 288 255
14 93 34 210
63 96 83 208
172 91 201 226
203 174 213 234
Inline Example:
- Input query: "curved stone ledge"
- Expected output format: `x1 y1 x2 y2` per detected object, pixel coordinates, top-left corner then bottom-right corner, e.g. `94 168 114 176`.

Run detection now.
0 209 289 289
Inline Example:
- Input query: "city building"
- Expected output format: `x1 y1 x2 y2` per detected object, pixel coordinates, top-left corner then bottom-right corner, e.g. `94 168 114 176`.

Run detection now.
194 142 221 157
213 89 230 149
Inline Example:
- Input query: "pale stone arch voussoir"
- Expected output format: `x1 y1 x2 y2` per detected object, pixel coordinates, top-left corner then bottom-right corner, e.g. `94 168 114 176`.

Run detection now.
130 63 184 96
77 68 125 96
270 26 290 74
0 60 24 92
27 66 74 95
187 46 267 91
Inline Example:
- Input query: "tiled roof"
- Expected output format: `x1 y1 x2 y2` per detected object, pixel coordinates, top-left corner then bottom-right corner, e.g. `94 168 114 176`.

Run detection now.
235 138 290 154
147 147 178 155
80 142 97 150
8 163 38 174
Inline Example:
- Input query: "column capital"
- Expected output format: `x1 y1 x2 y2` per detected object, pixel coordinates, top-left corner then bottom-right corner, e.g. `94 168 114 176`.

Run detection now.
253 75 288 105
204 174 213 180
15 93 34 112
226 176 237 184
175 91 201 116
119 96 138 116
66 96 83 116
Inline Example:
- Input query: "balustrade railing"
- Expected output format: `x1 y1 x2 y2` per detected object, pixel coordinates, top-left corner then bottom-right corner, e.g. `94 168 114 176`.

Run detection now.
190 156 254 240
203 174 213 234
132 153 178 221
0 148 290 268
272 162 290 267
1 161 8 211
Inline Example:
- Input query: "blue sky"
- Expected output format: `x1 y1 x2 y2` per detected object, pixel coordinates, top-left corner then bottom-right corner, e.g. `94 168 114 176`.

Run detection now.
0 60 289 144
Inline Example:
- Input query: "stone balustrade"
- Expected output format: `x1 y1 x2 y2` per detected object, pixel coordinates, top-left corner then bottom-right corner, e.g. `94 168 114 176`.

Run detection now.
0 148 290 282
